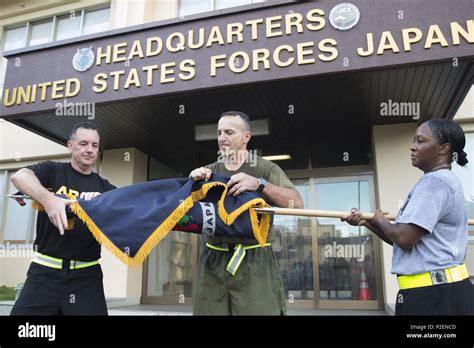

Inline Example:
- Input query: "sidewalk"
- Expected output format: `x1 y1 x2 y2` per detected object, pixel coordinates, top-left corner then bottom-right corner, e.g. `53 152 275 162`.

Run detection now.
0 301 14 316
0 301 387 316
107 305 387 316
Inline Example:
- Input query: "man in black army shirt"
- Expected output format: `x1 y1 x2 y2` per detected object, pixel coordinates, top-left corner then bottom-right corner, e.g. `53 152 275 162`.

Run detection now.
189 111 304 315
10 121 116 315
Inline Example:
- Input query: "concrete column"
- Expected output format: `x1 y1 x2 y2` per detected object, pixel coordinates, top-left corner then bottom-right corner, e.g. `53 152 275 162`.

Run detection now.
109 0 129 29
99 147 147 305
372 123 421 313
150 0 179 21
109 0 178 29
454 85 474 121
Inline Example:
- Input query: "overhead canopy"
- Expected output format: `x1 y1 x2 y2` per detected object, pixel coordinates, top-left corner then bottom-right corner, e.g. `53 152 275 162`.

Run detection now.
1 0 473 174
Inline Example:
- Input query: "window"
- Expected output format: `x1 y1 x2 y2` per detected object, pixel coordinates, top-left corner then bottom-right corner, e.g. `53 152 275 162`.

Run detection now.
3 25 26 51
215 0 258 10
82 7 110 36
0 171 37 242
452 132 474 280
314 178 378 301
0 172 6 232
452 132 474 232
28 19 53 46
146 231 194 298
0 57 6 97
179 0 212 17
56 13 82 41
179 0 265 17
1 6 110 51
273 180 313 300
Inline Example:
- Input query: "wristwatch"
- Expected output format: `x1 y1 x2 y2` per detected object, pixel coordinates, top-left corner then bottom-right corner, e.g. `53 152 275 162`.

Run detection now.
256 177 267 193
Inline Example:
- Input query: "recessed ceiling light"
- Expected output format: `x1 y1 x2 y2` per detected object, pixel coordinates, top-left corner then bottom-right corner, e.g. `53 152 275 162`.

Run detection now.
195 119 269 141
262 154 292 161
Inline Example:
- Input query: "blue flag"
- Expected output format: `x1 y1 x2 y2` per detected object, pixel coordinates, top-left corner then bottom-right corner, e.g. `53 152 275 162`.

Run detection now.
65 175 270 266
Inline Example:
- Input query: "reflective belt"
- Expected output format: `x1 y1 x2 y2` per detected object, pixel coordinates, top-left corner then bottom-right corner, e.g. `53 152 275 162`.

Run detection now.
206 242 271 276
397 264 469 290
33 252 100 270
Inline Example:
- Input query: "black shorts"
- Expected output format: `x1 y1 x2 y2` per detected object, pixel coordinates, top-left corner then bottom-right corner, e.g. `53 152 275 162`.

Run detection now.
395 279 474 315
10 262 107 316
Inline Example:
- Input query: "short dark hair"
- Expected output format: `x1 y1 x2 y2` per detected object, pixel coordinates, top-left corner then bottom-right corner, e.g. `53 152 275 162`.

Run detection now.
69 121 99 140
425 119 468 166
219 111 251 132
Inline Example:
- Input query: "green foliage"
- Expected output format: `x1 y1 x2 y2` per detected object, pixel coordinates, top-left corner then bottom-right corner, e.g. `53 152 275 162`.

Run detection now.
0 286 16 301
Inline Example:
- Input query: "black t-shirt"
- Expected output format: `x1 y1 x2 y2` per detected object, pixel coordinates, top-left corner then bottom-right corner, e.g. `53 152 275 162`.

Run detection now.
27 161 116 261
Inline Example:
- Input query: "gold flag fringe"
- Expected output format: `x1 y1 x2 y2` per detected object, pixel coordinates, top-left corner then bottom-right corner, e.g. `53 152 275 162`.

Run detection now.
61 181 271 267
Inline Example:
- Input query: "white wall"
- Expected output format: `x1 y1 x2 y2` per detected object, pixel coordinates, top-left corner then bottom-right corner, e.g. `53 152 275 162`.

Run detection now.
0 120 69 161
454 84 474 121
99 148 146 302
372 123 422 310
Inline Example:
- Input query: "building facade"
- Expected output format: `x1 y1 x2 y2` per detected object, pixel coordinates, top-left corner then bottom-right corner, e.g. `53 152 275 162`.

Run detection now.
0 0 473 313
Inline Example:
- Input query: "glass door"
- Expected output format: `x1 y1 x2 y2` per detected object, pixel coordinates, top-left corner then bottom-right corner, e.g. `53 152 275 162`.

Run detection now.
314 176 382 309
273 180 314 308
142 232 198 305
142 174 382 309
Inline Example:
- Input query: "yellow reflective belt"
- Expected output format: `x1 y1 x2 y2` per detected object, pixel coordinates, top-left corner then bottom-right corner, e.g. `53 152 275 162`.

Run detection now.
33 252 100 270
70 260 100 269
206 243 229 252
397 264 469 290
38 253 63 262
226 244 245 276
34 253 63 269
206 243 271 276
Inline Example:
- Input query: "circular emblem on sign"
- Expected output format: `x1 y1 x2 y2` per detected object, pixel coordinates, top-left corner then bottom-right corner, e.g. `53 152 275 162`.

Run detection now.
72 47 94 72
329 3 360 31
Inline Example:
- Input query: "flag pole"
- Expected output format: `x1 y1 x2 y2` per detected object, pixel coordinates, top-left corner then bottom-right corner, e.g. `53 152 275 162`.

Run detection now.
253 207 474 226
